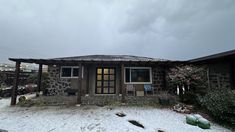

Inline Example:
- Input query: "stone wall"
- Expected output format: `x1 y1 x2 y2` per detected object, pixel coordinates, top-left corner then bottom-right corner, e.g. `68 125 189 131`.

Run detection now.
152 66 166 93
32 96 77 106
125 96 160 105
81 95 121 105
81 95 177 106
81 95 160 106
46 65 72 95
32 95 177 106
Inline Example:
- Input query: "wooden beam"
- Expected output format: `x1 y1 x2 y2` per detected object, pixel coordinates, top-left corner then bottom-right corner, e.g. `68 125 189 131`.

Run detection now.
36 64 43 97
121 63 126 103
11 61 21 106
77 63 83 104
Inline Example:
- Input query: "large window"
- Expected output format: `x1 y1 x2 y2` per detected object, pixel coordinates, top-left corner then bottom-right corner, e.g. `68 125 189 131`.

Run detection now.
96 67 116 94
60 66 82 78
125 67 152 84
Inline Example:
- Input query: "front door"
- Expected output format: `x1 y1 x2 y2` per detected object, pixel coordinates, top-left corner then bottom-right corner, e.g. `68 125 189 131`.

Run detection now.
96 67 116 94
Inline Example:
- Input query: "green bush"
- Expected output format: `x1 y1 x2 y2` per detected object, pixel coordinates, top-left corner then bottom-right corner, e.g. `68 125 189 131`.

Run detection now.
199 89 235 125
18 96 27 102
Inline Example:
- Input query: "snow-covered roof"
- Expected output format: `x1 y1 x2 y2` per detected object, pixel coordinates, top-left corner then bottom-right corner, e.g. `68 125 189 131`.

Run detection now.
52 55 169 62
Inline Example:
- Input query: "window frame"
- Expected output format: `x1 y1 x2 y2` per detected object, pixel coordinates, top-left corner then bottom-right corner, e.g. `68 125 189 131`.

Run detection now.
60 66 83 78
124 67 152 84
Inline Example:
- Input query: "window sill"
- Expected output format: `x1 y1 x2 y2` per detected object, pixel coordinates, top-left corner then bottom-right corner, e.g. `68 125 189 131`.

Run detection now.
124 82 152 85
60 77 80 79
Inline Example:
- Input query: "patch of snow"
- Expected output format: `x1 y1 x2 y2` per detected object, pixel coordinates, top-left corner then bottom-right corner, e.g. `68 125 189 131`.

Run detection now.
0 96 231 132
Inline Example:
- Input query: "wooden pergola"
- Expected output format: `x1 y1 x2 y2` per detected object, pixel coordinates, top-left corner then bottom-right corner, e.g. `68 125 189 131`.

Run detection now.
9 58 183 106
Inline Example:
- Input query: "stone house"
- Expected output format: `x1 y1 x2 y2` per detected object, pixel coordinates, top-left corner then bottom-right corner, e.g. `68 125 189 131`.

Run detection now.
9 55 182 105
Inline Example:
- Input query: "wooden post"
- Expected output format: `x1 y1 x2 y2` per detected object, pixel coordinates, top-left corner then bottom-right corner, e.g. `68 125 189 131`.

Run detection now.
121 63 126 103
86 66 89 95
11 61 21 106
36 64 43 97
77 63 83 104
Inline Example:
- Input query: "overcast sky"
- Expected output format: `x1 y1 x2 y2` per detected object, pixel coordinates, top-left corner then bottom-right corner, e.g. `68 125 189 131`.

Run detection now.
0 0 235 63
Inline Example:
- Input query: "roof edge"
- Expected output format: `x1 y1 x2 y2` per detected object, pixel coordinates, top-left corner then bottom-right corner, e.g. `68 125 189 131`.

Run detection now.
189 49 235 62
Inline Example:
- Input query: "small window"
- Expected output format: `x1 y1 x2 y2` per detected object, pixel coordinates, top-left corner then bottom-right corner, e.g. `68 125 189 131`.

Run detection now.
61 67 82 78
72 68 79 77
125 68 130 82
61 68 72 77
124 67 152 84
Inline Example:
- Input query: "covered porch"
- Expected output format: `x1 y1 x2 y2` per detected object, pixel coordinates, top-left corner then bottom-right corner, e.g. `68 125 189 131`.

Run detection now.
9 55 177 106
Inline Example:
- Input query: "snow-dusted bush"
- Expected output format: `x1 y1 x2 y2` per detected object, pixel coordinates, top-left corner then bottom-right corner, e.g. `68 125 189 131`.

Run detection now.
167 65 206 88
199 89 235 125
167 65 207 104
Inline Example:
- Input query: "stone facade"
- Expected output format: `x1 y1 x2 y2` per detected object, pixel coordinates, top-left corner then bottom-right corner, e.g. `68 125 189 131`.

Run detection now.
44 64 168 105
47 65 72 95
81 95 122 105
81 96 161 106
152 66 166 92
32 95 164 106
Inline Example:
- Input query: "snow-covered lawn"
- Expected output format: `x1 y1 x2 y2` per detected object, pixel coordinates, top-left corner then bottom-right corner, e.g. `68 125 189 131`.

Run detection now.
0 96 231 132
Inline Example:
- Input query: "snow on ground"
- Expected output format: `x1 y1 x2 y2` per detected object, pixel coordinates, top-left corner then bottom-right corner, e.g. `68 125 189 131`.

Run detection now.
0 96 231 132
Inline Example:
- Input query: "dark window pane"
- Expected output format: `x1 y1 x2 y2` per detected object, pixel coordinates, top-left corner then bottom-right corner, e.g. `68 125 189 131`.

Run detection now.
109 81 115 87
97 68 102 74
73 68 79 77
110 69 115 74
104 68 109 74
110 88 114 93
62 68 71 77
103 81 109 87
131 69 150 82
110 75 115 80
104 75 109 80
97 75 102 80
97 88 102 93
125 68 130 82
97 81 102 87
103 88 108 93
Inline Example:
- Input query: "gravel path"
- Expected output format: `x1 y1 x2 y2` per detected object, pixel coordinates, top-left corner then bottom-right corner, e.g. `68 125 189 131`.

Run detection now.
0 96 231 132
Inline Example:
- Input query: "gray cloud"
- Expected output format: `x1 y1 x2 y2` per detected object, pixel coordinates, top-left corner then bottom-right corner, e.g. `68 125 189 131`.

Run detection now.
0 0 235 63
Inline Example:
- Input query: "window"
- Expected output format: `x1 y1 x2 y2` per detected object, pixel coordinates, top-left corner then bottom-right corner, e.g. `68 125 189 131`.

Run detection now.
96 67 116 94
125 67 152 84
60 66 82 78
61 68 72 77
